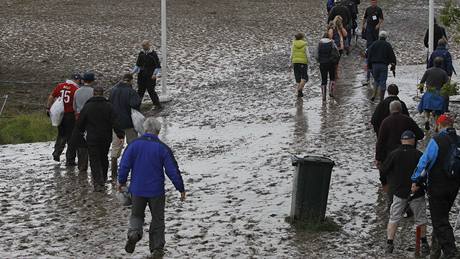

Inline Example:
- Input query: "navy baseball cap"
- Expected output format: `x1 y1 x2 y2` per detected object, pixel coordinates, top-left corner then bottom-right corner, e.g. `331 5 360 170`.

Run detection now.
82 72 95 82
401 130 416 140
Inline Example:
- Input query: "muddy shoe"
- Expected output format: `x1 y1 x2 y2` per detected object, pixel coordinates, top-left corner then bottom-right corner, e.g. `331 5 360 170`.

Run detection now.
370 96 376 102
125 236 139 254
362 80 369 86
385 243 394 254
53 155 60 162
421 242 430 256
297 90 304 98
151 249 165 258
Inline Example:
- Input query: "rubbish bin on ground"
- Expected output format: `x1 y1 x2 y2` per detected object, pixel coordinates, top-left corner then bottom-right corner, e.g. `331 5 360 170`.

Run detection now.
290 155 335 223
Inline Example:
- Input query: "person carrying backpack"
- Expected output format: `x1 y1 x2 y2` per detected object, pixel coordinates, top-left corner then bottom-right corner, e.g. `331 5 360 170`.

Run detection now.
317 33 340 99
411 114 460 259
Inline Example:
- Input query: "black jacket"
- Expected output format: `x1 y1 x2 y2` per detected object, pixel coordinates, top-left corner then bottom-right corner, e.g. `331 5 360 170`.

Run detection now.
77 96 124 145
367 39 397 66
109 82 141 130
136 50 161 78
381 145 424 198
376 112 424 162
424 24 447 50
328 5 352 28
371 96 409 134
317 39 335 64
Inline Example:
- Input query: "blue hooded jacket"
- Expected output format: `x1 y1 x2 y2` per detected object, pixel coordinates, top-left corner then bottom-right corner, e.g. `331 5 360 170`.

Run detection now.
428 45 455 77
118 134 185 198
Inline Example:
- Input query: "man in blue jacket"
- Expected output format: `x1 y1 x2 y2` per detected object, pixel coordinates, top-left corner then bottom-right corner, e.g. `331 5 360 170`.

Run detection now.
118 117 186 257
411 114 460 259
428 39 455 78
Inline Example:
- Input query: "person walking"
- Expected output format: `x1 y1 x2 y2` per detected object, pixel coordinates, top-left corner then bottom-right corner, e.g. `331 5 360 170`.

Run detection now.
362 0 384 48
46 74 81 165
76 86 124 192
133 40 162 109
424 18 448 51
367 31 396 102
317 33 340 99
371 84 409 135
290 33 309 98
109 73 142 179
376 101 424 195
72 72 95 172
411 114 460 259
381 130 430 255
118 117 186 257
418 57 450 130
328 0 352 53
428 39 455 78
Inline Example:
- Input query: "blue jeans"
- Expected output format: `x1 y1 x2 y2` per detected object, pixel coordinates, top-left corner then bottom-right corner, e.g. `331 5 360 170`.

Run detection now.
372 63 388 91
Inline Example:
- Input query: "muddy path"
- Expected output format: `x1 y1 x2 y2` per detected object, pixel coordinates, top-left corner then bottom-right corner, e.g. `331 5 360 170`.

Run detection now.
2 0 460 258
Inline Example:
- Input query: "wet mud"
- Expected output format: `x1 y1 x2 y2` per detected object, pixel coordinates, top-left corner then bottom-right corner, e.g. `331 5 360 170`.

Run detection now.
1 0 460 258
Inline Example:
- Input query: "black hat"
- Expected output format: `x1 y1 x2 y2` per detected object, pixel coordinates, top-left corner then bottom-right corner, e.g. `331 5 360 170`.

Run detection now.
83 72 95 82
401 130 416 140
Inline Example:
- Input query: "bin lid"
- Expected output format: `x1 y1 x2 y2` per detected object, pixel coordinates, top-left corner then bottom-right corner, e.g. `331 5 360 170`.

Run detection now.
298 155 335 165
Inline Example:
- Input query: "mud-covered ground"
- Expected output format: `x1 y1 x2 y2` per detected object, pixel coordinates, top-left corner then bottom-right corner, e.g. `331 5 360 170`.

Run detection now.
2 0 460 258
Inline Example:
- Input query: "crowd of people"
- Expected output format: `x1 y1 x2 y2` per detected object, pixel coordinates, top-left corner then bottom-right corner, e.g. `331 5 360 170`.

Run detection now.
290 0 460 257
46 40 185 257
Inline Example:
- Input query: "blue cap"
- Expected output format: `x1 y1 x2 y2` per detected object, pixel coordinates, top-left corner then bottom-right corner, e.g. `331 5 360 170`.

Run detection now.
401 130 416 140
82 72 95 82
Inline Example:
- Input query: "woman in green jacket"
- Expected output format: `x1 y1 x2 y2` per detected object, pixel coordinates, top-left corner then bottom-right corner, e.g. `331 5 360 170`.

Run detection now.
290 33 309 98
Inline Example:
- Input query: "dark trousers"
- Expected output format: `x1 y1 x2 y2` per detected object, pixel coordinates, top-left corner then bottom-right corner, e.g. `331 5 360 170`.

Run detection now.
138 76 160 106
365 27 379 48
428 184 459 258
87 142 111 186
129 196 166 252
371 63 388 92
319 62 336 85
53 112 76 162
70 126 89 171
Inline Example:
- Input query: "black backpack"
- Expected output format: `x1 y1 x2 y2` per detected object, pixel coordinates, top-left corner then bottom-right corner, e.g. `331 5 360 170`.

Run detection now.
436 133 460 180
330 45 340 64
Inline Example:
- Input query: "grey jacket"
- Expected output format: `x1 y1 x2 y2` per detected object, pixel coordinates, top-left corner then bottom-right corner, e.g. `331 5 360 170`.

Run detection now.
73 85 94 114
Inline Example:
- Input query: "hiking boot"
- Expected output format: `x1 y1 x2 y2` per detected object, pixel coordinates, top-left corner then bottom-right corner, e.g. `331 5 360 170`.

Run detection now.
53 155 60 162
370 96 376 102
111 157 118 179
65 161 77 167
321 85 327 101
151 249 165 258
125 238 138 254
421 242 430 256
385 243 394 254
297 90 304 98
425 121 430 131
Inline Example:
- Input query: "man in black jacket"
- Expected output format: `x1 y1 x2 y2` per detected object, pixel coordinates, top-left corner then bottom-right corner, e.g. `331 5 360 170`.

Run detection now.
376 101 424 188
381 131 430 255
371 84 409 135
77 86 125 192
135 40 162 108
109 74 142 179
424 19 448 51
367 31 397 102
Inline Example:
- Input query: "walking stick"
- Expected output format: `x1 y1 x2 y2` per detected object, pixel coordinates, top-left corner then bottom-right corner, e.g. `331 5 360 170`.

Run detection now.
415 225 422 257
0 95 8 116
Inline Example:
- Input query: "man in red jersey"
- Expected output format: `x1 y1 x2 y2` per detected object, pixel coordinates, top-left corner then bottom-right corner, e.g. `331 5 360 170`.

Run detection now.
46 73 81 166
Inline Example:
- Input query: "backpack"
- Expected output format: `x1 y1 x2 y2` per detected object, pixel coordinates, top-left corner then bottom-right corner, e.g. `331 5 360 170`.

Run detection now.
437 133 460 180
330 45 340 64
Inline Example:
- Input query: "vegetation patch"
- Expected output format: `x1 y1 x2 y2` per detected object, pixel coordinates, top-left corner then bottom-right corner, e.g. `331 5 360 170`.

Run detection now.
0 113 56 145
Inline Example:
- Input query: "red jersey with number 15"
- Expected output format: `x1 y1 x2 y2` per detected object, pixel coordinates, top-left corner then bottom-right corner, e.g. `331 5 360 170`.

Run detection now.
52 81 79 113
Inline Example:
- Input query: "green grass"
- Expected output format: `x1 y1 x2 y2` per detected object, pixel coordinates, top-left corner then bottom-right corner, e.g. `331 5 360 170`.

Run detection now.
0 113 56 145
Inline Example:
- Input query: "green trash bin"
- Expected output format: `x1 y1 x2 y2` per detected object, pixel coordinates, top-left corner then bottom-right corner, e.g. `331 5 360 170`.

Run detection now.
290 155 335 223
